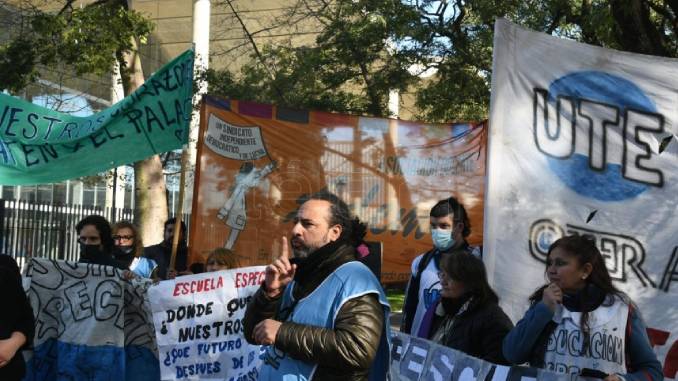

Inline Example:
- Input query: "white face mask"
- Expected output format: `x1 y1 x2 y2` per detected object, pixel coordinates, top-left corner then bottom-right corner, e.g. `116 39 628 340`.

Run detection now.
431 228 455 251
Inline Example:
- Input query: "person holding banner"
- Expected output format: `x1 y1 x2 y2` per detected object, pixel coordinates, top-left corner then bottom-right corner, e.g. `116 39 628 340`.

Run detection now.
244 191 391 381
112 221 157 278
0 255 34 381
76 215 126 270
417 251 513 364
503 235 663 381
144 217 189 280
401 196 479 335
205 248 240 272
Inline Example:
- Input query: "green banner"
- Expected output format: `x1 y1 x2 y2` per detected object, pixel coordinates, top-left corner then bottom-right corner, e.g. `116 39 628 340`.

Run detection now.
0 49 194 185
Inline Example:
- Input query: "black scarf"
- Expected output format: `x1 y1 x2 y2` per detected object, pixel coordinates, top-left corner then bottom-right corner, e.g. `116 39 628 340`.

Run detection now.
440 293 474 317
562 283 607 312
292 238 357 299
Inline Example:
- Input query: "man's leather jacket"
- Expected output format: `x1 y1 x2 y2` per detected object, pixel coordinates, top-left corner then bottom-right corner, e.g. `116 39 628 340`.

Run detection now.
243 241 385 381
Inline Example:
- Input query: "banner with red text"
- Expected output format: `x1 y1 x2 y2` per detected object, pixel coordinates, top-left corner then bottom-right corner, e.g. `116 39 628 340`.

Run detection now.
148 266 265 381
190 96 487 284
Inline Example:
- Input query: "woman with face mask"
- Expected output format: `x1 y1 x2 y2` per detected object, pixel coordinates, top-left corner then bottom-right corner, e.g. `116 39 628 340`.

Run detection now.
76 215 126 269
112 221 157 278
502 235 662 381
417 251 513 364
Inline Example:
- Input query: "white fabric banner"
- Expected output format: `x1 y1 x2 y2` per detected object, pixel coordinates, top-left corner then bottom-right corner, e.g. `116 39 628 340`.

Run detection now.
24 259 159 381
389 332 570 381
486 19 678 377
148 266 265 381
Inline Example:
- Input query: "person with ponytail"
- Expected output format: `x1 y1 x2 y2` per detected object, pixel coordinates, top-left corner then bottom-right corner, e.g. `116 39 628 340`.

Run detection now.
503 235 663 381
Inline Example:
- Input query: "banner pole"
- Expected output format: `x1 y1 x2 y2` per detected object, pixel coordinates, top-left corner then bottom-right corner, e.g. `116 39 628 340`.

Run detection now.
170 147 189 272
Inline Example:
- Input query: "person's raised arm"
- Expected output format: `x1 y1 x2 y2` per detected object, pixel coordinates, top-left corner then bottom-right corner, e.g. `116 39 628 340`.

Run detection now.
244 237 296 344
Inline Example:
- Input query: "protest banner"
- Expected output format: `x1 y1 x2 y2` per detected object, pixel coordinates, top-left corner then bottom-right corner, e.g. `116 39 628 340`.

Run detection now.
390 332 571 381
189 96 487 284
485 19 678 378
23 258 159 381
0 49 194 185
148 266 265 381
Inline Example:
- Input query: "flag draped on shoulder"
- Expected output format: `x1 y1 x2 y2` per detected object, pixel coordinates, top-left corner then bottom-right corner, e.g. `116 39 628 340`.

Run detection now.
0 49 194 185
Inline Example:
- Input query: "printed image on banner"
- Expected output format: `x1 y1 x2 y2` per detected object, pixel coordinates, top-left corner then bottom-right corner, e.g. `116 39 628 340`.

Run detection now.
148 266 265 381
485 19 678 378
23 259 159 381
0 49 193 185
190 97 487 285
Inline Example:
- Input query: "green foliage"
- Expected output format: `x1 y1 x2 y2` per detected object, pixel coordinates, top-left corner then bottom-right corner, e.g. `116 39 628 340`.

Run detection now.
0 0 153 93
209 0 678 122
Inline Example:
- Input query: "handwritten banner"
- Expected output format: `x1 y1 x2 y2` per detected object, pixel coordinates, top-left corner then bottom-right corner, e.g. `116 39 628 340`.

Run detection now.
148 267 265 381
0 49 194 185
390 332 571 381
23 259 159 381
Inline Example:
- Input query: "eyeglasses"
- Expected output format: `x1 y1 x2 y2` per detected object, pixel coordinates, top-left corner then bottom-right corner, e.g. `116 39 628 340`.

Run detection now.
112 235 134 241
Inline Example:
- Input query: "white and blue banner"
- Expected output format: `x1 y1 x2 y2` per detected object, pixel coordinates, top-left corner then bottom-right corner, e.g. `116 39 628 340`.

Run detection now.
22 259 159 381
148 266 265 381
390 332 570 381
485 19 678 378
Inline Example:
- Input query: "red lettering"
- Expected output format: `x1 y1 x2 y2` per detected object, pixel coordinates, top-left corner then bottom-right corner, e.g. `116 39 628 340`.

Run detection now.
173 284 181 296
233 271 265 288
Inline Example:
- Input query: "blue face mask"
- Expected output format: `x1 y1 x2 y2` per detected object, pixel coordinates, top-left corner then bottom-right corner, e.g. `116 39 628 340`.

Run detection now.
431 228 455 251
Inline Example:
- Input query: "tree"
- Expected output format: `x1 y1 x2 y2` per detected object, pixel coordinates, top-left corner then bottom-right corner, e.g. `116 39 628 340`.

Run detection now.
207 0 678 122
0 0 170 244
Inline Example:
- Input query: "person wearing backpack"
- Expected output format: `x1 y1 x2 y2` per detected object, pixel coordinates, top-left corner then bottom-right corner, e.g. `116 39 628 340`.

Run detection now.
400 196 479 335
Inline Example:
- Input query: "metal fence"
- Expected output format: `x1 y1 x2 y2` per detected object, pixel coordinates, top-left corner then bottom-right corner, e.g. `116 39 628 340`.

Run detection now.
0 199 189 264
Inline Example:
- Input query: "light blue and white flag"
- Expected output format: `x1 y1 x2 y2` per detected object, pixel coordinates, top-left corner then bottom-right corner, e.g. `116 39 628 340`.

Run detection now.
23 258 159 381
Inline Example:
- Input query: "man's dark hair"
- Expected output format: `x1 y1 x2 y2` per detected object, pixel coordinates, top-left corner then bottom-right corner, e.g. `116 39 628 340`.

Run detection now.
307 190 367 246
430 196 471 237
76 215 114 254
165 217 187 236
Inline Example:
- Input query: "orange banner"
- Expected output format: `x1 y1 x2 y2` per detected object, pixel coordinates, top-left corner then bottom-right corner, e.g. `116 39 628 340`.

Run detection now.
189 96 487 284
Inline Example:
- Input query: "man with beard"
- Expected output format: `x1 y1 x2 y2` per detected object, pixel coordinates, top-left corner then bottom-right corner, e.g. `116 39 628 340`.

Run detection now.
244 191 391 381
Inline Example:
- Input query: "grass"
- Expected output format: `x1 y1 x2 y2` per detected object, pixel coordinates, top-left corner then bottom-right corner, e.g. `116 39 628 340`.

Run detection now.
386 288 405 313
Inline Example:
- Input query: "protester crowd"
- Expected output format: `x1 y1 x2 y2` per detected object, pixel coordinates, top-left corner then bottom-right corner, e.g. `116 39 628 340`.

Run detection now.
0 191 664 381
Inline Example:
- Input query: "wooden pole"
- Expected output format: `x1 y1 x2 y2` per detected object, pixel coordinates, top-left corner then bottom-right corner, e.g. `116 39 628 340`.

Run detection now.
169 147 189 271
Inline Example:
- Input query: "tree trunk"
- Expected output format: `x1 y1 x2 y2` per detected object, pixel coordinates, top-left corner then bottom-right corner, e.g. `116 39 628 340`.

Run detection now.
120 42 169 245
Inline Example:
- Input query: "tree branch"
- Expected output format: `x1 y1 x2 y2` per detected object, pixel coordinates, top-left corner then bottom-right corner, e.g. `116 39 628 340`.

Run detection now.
225 0 287 102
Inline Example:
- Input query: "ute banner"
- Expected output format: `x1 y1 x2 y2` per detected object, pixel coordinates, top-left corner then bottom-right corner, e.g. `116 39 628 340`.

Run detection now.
0 49 193 185
190 96 487 284
485 18 678 377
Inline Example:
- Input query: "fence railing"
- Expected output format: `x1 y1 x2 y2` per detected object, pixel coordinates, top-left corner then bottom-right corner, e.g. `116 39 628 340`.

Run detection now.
0 199 189 264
